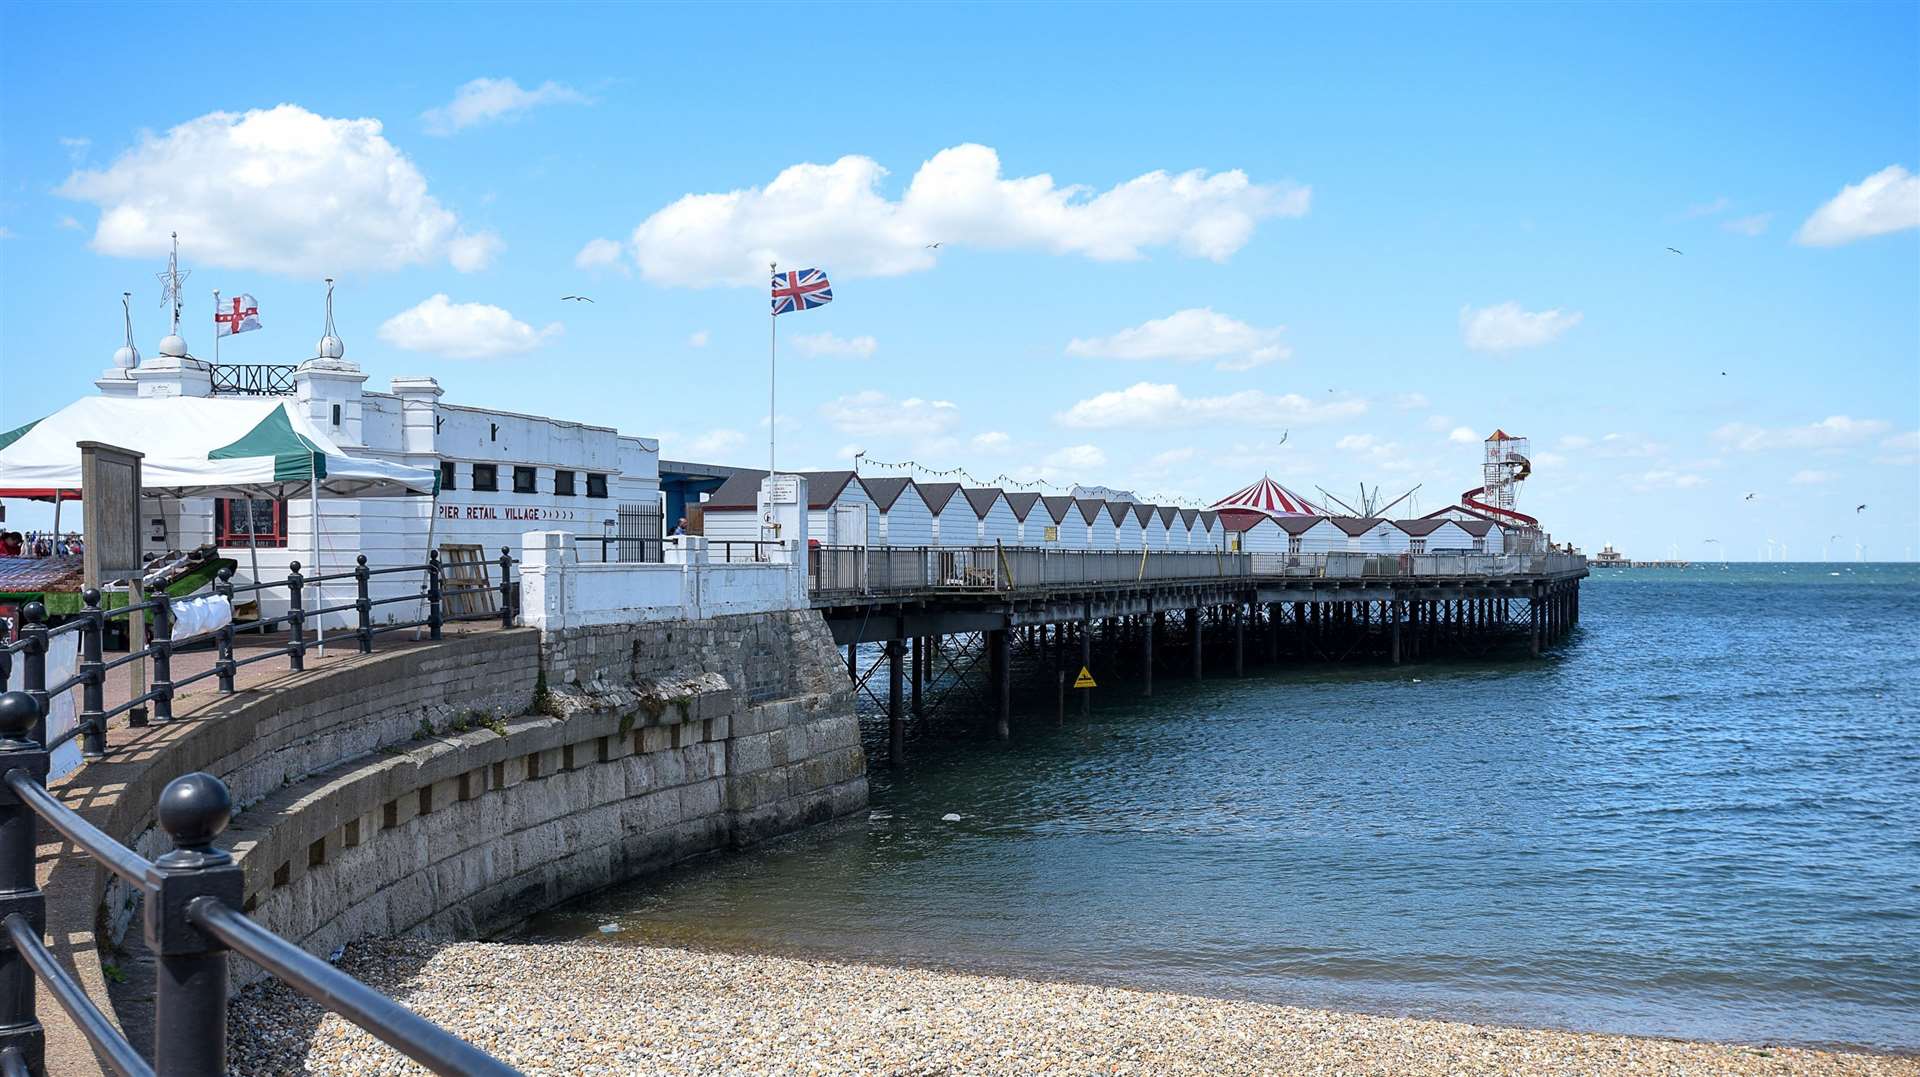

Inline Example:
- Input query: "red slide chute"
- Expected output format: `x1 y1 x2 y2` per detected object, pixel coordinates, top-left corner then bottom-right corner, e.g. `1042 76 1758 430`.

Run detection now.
1461 454 1538 527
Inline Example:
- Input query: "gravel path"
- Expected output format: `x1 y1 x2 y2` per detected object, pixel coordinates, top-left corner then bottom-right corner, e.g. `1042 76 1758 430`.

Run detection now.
229 939 1918 1076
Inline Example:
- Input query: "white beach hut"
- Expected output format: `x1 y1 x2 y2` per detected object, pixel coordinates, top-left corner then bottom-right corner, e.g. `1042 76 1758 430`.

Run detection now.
701 469 877 550
918 482 969 546
1195 510 1223 549
1176 508 1200 548
961 488 1021 545
1005 491 1043 544
863 476 934 547
1109 502 1144 549
1331 517 1398 553
1038 496 1078 546
1279 515 1343 555
1075 500 1115 548
1137 505 1168 550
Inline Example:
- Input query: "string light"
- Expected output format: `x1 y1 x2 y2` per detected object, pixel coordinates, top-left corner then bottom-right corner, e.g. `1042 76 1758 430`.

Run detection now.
852 455 1211 510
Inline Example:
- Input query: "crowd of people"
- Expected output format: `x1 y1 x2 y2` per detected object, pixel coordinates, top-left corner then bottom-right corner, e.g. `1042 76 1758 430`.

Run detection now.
0 530 83 558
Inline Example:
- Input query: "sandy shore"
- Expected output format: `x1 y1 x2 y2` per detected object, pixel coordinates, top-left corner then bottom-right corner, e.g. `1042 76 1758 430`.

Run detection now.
229 939 1918 1076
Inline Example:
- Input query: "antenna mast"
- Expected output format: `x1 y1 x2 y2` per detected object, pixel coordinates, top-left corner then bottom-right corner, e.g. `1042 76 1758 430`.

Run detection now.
155 231 189 334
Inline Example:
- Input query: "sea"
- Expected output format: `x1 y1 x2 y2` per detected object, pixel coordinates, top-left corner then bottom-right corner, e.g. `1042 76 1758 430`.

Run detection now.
522 563 1920 1053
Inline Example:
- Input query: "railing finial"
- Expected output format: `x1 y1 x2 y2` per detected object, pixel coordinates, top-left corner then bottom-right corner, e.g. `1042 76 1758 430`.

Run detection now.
156 772 233 864
0 691 37 742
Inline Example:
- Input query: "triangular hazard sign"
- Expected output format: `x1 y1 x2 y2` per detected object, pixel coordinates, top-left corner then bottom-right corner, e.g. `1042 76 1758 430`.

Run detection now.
1073 666 1097 689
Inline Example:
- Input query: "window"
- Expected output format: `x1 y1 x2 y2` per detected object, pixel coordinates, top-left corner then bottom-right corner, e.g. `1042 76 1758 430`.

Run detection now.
439 461 457 491
216 499 287 548
554 470 576 496
585 473 608 499
1288 534 1302 556
472 464 498 492
1409 538 1426 554
513 466 537 494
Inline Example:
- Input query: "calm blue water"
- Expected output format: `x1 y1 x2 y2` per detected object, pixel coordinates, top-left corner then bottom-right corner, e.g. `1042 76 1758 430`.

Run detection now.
525 564 1920 1052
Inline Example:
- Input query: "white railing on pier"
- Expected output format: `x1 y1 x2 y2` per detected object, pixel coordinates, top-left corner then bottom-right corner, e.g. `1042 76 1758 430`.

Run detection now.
1250 551 1586 578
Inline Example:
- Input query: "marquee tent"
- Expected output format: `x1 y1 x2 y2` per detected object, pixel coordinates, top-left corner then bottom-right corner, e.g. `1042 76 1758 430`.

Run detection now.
1210 475 1322 518
0 396 436 499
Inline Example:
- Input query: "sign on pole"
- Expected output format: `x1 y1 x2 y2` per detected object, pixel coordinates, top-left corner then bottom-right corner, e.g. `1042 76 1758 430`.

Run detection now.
1073 666 1097 689
78 441 144 587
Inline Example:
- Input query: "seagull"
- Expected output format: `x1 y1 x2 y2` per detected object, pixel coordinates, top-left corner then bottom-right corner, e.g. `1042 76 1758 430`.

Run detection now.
924 242 942 249
1720 371 1727 376
1745 493 1756 501
1666 247 1684 255
561 295 594 303
1856 503 1868 513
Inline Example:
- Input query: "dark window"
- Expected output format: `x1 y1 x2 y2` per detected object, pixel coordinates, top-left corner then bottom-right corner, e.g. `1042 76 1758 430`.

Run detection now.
216 499 287 548
513 466 537 494
585 473 609 499
330 404 341 427
439 461 457 491
473 464 498 492
554 470 576 496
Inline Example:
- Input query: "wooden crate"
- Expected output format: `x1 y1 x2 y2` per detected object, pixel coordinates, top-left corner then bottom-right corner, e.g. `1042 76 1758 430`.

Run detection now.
439 544 496 618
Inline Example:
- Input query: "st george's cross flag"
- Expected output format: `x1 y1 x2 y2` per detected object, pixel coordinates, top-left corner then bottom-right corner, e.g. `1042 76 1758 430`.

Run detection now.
771 268 832 315
215 294 263 337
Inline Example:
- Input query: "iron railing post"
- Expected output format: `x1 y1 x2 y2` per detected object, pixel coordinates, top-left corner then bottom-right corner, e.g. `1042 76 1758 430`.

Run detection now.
149 595 174 723
426 552 444 641
78 591 107 761
146 773 243 1076
286 562 306 672
17 606 47 748
354 555 373 654
498 548 513 628
0 693 48 1077
213 569 237 694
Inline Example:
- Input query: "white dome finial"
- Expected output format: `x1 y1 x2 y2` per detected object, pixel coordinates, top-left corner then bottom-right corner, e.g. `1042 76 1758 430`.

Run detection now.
315 277 345 359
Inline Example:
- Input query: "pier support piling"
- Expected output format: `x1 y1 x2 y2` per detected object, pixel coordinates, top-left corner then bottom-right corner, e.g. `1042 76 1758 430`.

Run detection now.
1142 607 1155 697
989 628 1011 740
1079 616 1092 720
1188 607 1203 680
1233 602 1245 677
887 639 905 767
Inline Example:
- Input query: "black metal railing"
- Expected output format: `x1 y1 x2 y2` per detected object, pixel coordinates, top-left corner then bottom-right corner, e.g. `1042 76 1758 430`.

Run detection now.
208 364 297 396
0 548 518 765
0 692 520 1075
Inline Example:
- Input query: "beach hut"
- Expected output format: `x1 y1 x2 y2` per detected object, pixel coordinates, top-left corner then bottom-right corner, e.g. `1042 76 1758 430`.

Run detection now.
1195 510 1223 549
1037 496 1078 546
1176 508 1200 548
1075 499 1115 548
1005 491 1043 544
701 469 876 550
1137 505 1167 550
961 488 1021 545
1455 518 1502 553
1224 513 1287 553
1109 502 1144 549
1151 506 1179 549
1331 517 1398 553
1279 515 1342 555
917 482 969 546
863 476 934 546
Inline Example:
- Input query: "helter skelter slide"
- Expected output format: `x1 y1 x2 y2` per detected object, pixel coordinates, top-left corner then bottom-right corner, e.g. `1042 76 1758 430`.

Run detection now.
1460 429 1539 528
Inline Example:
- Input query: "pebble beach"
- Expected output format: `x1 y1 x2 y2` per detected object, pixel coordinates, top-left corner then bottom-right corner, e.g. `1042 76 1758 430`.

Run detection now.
228 939 1920 1076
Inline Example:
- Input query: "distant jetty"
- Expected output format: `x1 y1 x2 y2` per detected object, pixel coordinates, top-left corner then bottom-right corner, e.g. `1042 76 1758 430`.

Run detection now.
1587 544 1690 569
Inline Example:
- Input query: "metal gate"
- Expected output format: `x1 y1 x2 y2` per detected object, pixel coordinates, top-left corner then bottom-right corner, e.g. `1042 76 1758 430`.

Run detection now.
617 502 664 562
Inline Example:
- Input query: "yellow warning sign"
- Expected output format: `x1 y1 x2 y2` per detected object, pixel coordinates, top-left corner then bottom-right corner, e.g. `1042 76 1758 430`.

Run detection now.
1073 666 1097 689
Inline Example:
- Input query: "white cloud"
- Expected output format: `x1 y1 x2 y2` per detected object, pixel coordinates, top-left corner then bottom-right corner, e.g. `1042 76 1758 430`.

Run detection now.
1633 469 1708 491
680 428 747 458
574 237 628 274
1393 392 1430 410
820 391 960 437
55 215 81 231
1459 302 1582 352
792 331 878 359
1790 469 1837 485
970 431 1012 453
58 104 495 276
1422 414 1455 433
1055 381 1366 430
1883 430 1920 452
1045 444 1108 471
1682 196 1730 219
1722 212 1771 236
58 136 90 163
376 295 560 359
1148 447 1195 469
618 143 1308 286
1531 451 1567 468
1796 165 1920 246
1558 434 1594 450
422 77 591 136
1714 415 1892 451
1447 425 1479 444
1065 308 1290 371
447 231 504 272
687 329 711 348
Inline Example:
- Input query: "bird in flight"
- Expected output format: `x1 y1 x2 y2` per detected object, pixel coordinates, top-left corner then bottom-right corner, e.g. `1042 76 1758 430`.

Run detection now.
1720 371 1728 376
924 242 942 249
1745 493 1756 501
1666 247 1684 255
561 295 594 303
1856 504 1868 513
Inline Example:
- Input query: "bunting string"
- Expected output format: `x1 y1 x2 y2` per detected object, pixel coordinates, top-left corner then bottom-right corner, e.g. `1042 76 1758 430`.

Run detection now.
852 455 1210 509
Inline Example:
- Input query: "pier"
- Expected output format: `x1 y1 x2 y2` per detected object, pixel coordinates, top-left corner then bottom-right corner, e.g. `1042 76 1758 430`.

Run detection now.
808 546 1588 757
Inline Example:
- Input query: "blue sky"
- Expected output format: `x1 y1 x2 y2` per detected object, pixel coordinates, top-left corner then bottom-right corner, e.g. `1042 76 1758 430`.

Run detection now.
2 1 1916 560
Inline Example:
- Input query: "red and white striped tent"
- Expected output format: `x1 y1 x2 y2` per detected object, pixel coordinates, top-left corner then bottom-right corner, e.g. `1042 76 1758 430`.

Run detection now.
1210 475 1323 518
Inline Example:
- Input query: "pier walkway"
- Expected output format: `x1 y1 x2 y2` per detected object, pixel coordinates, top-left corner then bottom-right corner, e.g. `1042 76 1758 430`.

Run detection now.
803 544 1588 757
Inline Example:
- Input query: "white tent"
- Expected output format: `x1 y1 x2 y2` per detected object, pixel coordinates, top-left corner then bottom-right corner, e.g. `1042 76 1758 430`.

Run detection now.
0 396 435 499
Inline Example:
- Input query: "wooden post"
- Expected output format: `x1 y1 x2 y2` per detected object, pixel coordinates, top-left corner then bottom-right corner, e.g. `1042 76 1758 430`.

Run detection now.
911 635 923 718
1056 669 1065 726
888 639 905 767
993 628 1011 739
1188 607 1202 680
1142 604 1155 697
1233 602 1245 677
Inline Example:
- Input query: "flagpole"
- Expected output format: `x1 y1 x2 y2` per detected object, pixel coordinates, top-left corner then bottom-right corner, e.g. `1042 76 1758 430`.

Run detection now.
768 261 777 479
213 288 221 364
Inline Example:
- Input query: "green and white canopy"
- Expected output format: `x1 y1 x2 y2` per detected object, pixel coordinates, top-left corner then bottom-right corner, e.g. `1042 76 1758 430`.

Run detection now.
0 396 437 499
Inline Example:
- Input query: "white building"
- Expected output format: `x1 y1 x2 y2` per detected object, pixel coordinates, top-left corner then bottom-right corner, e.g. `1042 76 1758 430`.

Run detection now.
1037 496 1078 546
863 476 935 546
1280 515 1342 555
1139 505 1169 550
1331 517 1399 553
1074 500 1115 548
1194 510 1223 549
1005 491 1044 544
701 470 875 549
960 488 1020 545
1110 503 1144 549
916 482 969 546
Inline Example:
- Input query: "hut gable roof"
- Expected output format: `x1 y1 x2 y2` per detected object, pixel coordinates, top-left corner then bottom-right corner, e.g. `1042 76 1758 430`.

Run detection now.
917 482 962 513
861 476 915 512
1132 504 1157 527
1178 508 1199 527
1393 519 1446 537
703 469 858 511
1198 510 1219 529
1222 514 1269 533
961 487 1005 518
1331 516 1387 537
1075 499 1105 524
1004 491 1042 520
1276 515 1328 535
1104 502 1133 526
1157 505 1178 526
1039 495 1075 523
1453 519 1494 537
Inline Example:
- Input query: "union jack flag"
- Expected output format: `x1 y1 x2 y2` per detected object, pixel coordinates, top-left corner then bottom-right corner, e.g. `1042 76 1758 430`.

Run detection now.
771 268 833 315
